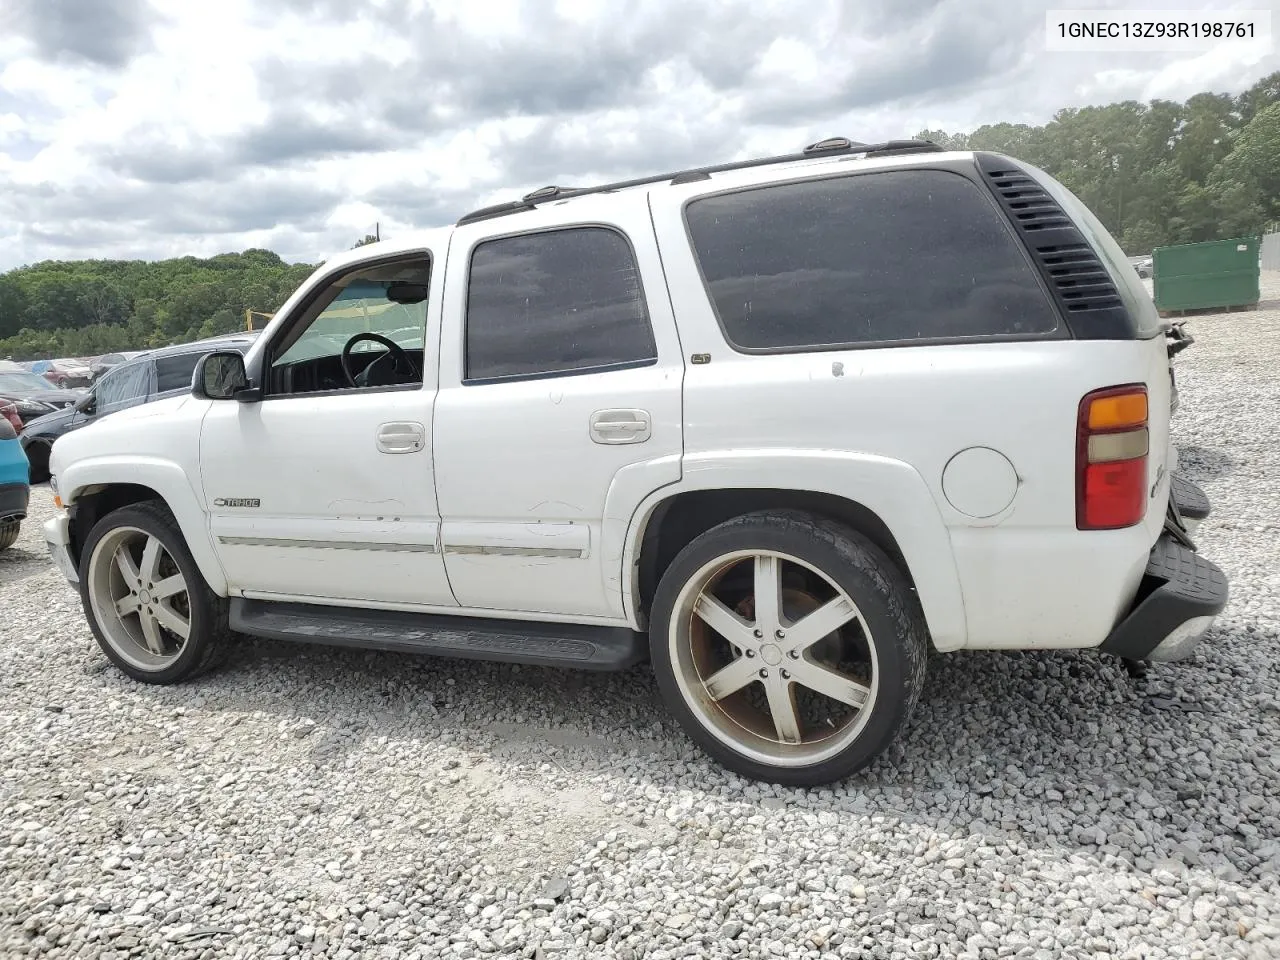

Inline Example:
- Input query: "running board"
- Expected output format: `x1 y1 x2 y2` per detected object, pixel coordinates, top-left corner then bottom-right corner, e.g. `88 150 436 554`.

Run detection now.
229 599 648 671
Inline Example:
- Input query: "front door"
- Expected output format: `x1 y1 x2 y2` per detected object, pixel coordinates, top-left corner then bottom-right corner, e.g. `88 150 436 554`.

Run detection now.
432 196 684 620
199 250 456 609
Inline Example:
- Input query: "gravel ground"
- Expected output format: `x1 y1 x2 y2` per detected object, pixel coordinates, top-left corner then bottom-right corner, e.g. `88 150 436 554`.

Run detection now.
3 280 1280 960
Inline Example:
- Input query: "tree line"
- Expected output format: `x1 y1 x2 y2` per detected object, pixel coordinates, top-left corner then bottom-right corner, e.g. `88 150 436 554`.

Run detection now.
0 249 316 360
2 73 1278 361
915 71 1280 256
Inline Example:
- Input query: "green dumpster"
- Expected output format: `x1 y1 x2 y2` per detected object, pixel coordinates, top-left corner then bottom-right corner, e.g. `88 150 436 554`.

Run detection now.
1152 237 1260 313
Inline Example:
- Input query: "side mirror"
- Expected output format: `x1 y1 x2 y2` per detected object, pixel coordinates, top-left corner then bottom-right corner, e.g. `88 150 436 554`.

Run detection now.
192 351 258 402
74 393 96 414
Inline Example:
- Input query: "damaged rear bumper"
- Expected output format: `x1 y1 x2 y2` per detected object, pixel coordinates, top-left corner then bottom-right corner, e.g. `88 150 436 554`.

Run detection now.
1099 475 1227 662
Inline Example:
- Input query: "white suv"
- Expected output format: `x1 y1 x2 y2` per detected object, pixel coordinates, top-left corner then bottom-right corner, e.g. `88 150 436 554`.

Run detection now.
43 138 1226 786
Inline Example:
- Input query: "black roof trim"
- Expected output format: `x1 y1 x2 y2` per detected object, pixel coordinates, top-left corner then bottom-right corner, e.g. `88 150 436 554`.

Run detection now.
456 138 945 225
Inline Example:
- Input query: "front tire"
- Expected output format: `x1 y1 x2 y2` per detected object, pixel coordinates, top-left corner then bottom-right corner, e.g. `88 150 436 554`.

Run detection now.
649 510 928 786
0 518 18 551
79 501 231 684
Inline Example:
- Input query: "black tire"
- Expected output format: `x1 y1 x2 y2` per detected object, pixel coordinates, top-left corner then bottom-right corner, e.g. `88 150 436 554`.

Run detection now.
0 518 18 551
649 509 929 787
78 500 232 684
25 441 50 484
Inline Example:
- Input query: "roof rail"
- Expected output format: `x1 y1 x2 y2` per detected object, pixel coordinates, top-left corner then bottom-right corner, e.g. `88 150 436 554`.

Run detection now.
455 137 943 226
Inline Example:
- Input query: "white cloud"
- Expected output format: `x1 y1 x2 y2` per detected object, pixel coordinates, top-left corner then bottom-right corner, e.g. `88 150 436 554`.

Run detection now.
0 0 1275 270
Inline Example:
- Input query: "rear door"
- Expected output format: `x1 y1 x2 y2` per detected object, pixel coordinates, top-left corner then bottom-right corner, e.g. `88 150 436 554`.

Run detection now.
432 193 685 620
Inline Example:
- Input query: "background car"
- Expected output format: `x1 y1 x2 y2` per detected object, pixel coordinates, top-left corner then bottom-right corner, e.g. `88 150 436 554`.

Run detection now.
30 358 94 388
1 400 21 432
1129 254 1153 278
90 350 150 382
0 412 29 550
0 363 84 427
20 333 259 483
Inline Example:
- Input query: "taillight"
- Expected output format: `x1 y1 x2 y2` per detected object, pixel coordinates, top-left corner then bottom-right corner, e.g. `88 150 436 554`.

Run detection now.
1076 384 1148 530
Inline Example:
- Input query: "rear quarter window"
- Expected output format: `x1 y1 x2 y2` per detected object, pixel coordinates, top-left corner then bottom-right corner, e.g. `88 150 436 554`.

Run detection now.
684 169 1061 352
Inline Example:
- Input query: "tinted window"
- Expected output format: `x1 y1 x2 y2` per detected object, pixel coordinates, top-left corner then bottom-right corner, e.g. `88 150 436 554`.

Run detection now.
155 352 204 392
684 170 1059 351
465 227 657 381
96 361 152 411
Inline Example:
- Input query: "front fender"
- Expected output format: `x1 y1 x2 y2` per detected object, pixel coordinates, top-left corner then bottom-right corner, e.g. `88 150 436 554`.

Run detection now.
59 456 228 595
621 449 968 651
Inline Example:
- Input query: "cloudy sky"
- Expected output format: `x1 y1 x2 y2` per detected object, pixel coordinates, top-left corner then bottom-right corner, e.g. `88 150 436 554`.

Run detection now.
0 0 1274 271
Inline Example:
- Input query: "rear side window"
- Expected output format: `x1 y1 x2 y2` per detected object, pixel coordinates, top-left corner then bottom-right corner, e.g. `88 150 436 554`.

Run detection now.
684 169 1060 351
155 352 204 392
465 227 657 382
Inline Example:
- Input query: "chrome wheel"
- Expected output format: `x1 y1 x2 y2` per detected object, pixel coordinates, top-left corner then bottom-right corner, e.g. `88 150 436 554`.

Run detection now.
669 549 879 768
87 526 191 671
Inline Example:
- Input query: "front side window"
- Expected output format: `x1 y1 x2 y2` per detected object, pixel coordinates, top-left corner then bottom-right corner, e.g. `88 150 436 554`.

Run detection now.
684 169 1060 351
465 227 657 382
267 258 431 396
95 361 153 412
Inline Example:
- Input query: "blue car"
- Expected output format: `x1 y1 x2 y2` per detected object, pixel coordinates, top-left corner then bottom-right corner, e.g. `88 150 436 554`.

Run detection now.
0 412 30 550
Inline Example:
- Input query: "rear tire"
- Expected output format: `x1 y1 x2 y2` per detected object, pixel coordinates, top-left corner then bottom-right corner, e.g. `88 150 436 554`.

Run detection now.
79 501 231 684
649 510 928 786
0 518 18 551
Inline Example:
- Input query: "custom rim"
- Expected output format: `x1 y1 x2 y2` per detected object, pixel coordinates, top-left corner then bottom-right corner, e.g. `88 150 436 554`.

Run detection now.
87 526 192 671
669 549 879 768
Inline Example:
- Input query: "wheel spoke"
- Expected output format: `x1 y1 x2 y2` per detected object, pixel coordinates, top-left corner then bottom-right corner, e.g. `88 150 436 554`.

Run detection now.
786 595 859 654
753 555 783 633
115 594 140 617
140 536 163 583
694 594 759 652
138 611 165 655
703 656 759 701
150 574 186 601
790 661 870 708
151 602 190 641
114 547 141 592
765 678 802 744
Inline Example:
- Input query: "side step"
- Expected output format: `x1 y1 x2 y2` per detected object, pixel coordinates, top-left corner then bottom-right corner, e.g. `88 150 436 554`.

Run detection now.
229 599 648 671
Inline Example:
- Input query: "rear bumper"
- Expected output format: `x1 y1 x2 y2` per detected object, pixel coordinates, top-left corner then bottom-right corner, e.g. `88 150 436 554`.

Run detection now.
1100 477 1226 662
1169 472 1209 535
0 481 28 521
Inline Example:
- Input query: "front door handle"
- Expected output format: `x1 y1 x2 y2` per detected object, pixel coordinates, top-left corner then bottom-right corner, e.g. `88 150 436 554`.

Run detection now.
377 421 426 454
590 409 651 445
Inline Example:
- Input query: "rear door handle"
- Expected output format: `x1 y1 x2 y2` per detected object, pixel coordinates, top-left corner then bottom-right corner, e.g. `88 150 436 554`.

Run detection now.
377 421 426 454
590 409 651 445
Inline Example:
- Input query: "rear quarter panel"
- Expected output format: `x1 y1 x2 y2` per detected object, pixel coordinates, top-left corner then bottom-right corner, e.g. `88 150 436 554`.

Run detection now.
647 162 1172 650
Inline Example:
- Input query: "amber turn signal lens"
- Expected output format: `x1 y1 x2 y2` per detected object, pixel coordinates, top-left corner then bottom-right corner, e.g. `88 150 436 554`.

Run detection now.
1087 391 1147 430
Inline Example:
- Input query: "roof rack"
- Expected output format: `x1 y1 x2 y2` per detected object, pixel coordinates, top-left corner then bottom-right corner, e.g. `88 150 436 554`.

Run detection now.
455 137 943 225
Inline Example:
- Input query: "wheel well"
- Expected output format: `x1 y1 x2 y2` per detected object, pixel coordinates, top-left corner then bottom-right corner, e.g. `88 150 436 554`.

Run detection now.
69 483 164 566
636 489 915 619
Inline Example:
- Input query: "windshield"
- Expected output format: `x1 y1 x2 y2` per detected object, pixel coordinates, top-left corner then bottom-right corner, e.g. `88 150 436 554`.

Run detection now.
0 371 59 392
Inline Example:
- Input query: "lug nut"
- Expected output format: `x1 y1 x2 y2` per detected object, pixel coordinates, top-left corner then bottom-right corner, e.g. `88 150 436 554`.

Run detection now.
787 650 799 660
758 669 768 679
753 629 763 638
745 649 756 658
780 669 790 680
775 629 785 639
